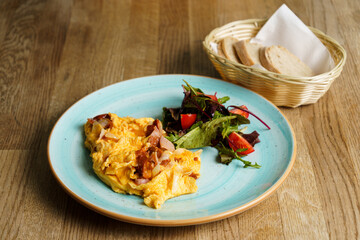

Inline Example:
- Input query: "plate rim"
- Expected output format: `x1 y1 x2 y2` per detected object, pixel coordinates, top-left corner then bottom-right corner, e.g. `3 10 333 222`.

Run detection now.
47 74 297 226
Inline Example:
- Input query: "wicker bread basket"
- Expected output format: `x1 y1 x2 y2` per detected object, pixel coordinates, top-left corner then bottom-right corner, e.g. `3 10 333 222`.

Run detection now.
203 19 346 107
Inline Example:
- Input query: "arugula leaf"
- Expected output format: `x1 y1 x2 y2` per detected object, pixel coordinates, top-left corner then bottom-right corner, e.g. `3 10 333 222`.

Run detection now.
220 114 249 137
221 124 239 138
218 96 230 104
215 143 261 168
213 111 225 119
183 80 203 95
218 154 233 165
229 113 250 125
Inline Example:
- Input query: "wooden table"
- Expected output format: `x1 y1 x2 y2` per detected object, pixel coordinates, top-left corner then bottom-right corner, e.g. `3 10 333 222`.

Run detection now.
1 0 359 239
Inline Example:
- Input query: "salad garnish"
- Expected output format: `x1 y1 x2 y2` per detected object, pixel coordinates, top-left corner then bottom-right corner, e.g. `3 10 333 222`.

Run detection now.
162 80 270 168
228 105 271 130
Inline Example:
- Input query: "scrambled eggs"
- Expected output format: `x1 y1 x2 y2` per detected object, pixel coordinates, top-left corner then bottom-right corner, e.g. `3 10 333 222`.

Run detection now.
84 113 202 209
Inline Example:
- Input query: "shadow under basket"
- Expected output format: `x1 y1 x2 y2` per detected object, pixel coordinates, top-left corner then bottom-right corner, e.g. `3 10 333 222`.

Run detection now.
203 19 346 108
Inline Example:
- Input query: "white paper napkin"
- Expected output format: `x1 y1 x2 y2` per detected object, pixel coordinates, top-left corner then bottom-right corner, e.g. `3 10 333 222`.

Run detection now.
251 4 334 75
210 42 219 54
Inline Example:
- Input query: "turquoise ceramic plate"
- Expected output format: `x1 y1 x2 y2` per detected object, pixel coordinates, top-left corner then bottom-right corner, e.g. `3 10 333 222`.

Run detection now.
48 75 296 226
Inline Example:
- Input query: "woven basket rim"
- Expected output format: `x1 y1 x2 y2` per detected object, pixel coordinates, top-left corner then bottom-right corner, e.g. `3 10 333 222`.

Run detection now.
203 18 347 83
206 54 333 86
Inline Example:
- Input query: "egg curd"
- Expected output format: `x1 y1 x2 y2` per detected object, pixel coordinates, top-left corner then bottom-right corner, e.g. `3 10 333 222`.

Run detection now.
84 113 202 209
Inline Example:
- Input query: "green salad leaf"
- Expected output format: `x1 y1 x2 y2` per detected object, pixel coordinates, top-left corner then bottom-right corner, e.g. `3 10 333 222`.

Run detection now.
174 115 249 149
218 96 230 104
175 116 235 148
215 143 261 168
162 80 266 168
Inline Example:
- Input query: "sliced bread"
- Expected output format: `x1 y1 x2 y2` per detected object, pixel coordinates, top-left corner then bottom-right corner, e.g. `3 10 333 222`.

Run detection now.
259 45 314 77
234 40 263 66
217 41 226 58
220 37 241 63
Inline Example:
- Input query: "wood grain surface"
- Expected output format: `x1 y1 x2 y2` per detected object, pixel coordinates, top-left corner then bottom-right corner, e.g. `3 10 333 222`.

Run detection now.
1 0 359 239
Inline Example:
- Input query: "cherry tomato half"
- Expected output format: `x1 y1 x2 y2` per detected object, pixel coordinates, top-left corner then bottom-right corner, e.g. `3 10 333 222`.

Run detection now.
228 132 254 155
229 105 249 118
181 114 197 130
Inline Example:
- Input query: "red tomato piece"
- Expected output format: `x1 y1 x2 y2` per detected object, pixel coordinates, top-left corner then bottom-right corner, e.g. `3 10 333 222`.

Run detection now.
228 132 254 155
204 94 217 101
196 92 218 101
181 114 197 130
229 105 249 118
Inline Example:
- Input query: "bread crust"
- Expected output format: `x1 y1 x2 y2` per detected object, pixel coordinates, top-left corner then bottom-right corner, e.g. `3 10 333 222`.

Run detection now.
234 40 262 66
220 37 240 63
217 41 225 58
259 47 281 73
259 45 314 76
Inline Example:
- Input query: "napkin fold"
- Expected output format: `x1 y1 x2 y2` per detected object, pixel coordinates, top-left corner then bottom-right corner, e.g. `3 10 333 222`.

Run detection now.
251 4 334 75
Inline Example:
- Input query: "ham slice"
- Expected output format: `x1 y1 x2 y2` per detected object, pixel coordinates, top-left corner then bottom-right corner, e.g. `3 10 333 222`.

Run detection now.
153 119 163 133
159 136 175 151
135 148 152 179
134 178 150 185
135 119 176 179
88 113 113 129
147 126 161 146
